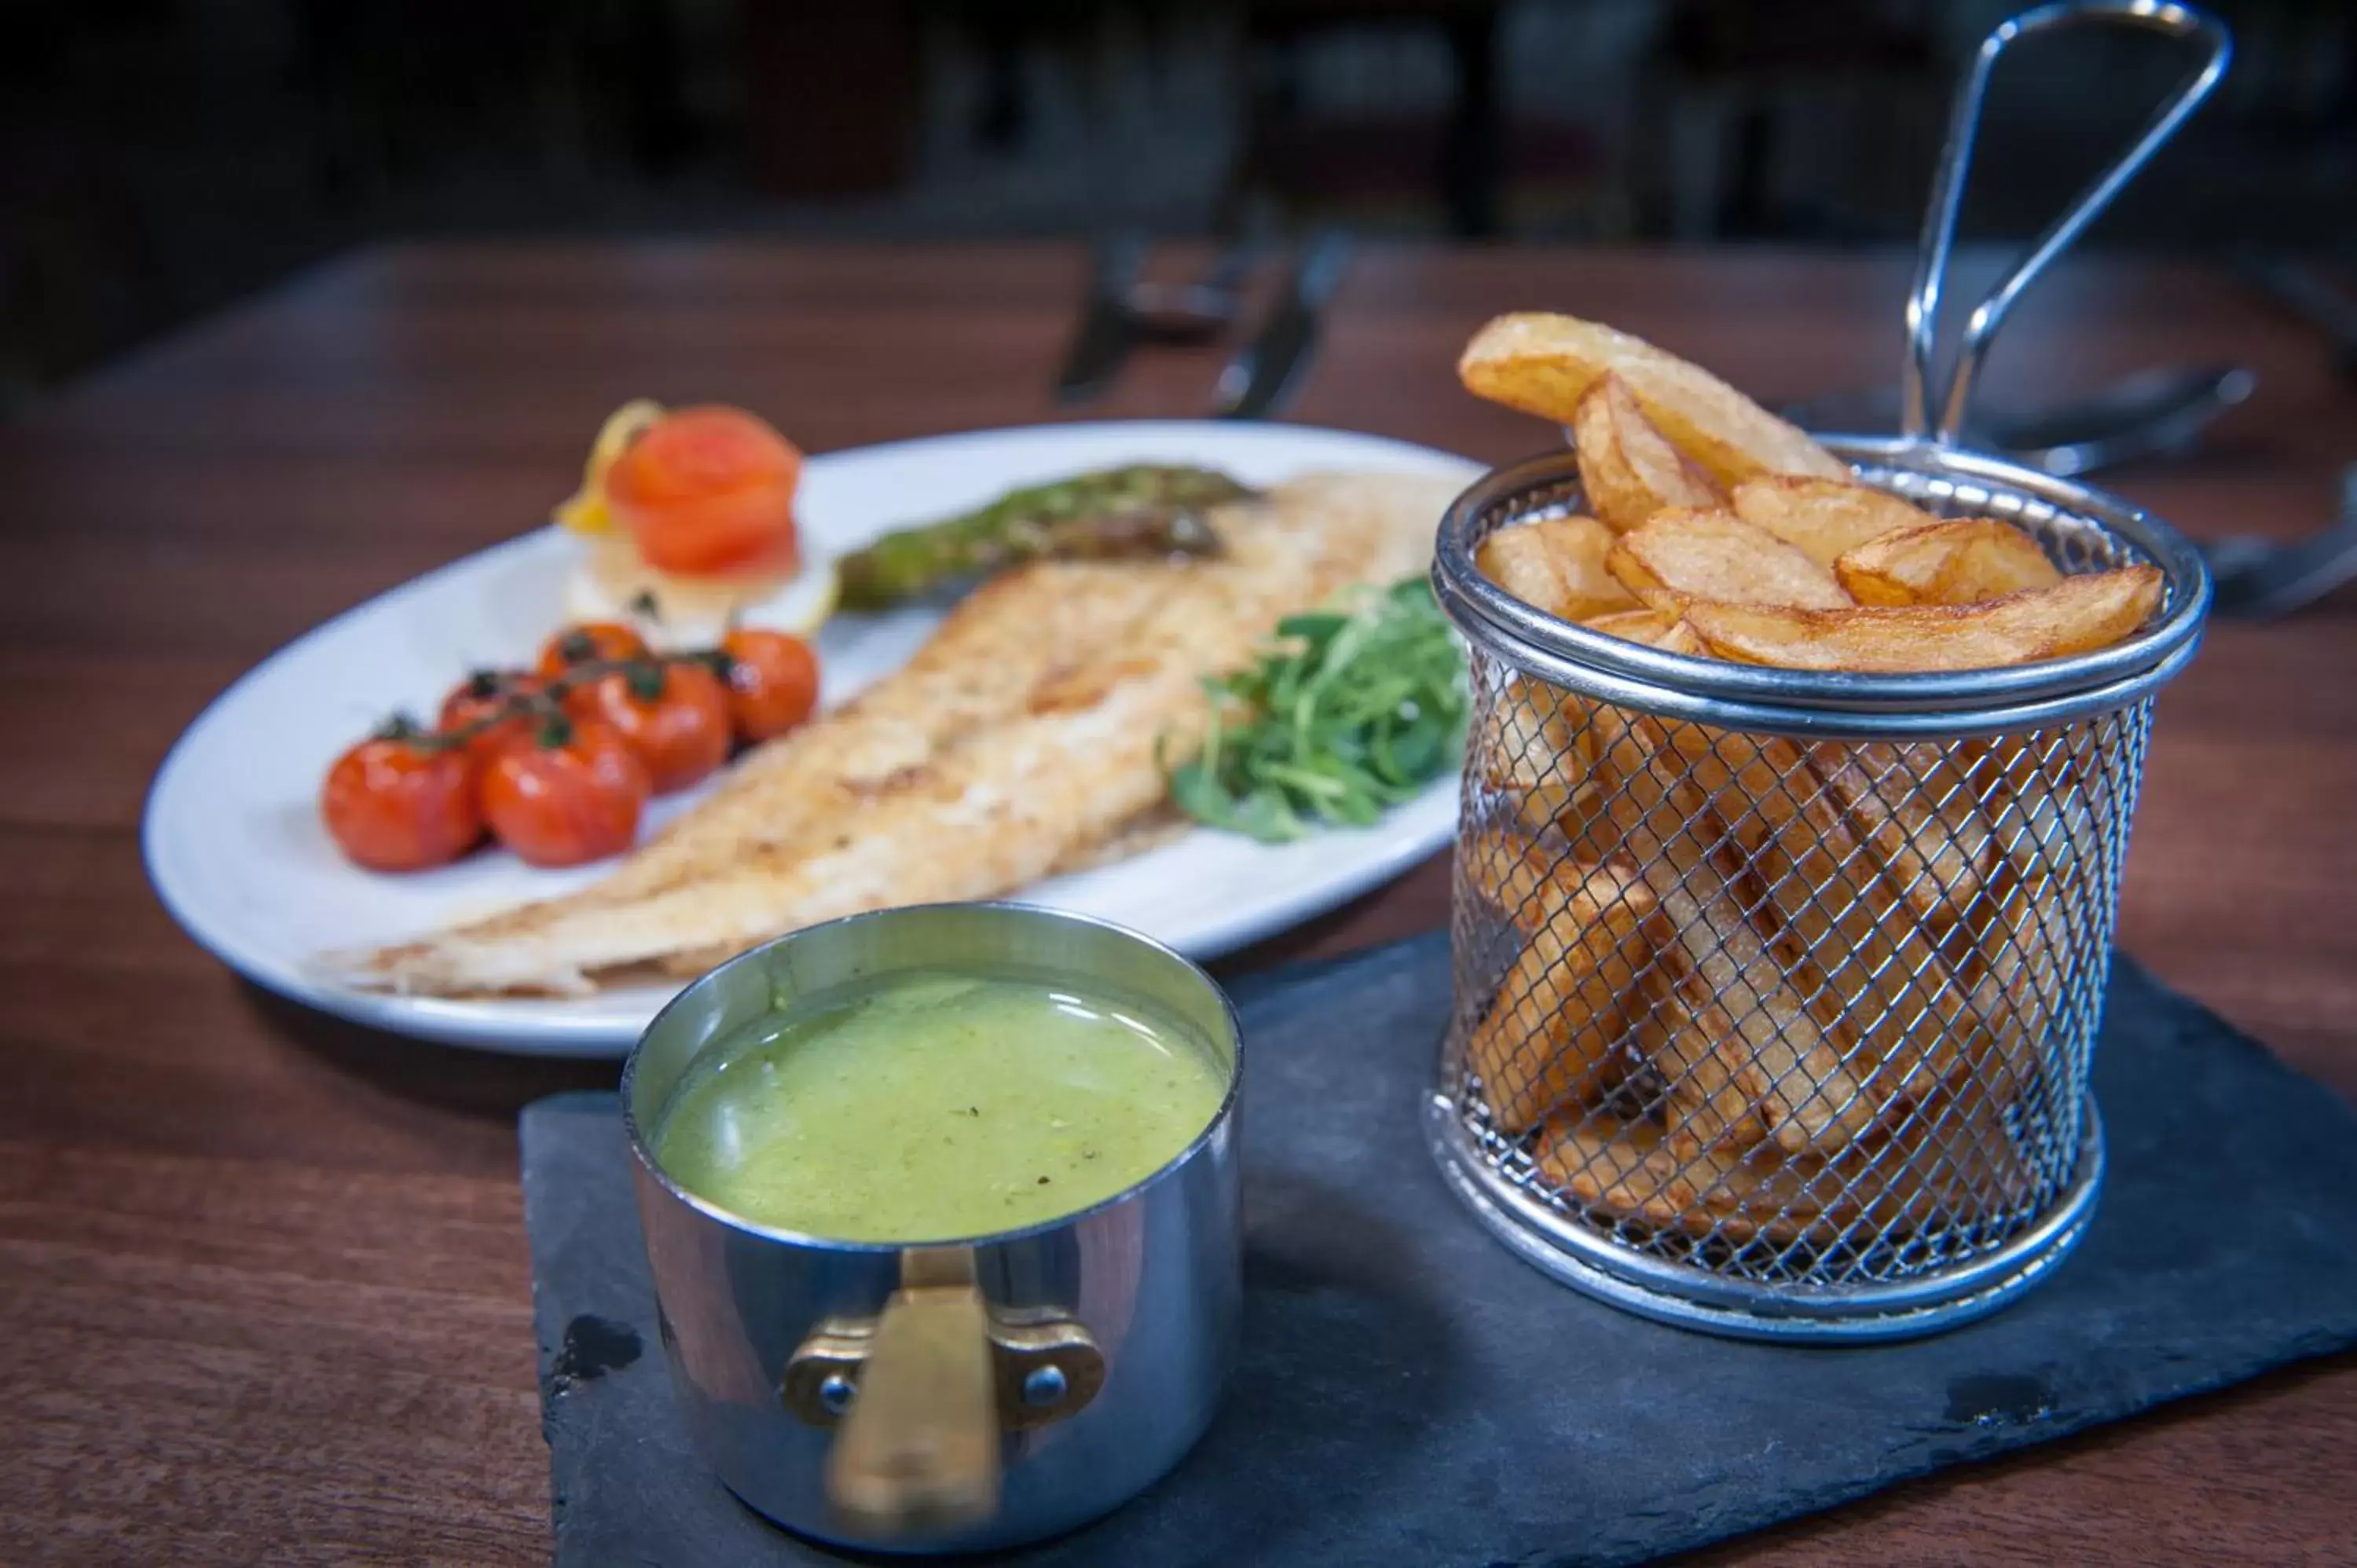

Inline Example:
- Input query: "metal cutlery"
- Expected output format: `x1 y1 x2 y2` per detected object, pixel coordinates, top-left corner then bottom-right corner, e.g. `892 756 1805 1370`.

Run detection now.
2206 464 2357 619
1781 362 2253 477
2191 256 2357 616
1211 233 1351 422
1053 237 1148 406
1127 243 1255 343
2234 254 2357 379
1053 237 1255 406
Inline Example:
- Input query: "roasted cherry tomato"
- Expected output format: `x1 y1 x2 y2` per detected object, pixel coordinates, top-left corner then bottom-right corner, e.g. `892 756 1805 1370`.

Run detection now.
321 734 482 872
437 670 547 761
534 621 651 680
563 658 732 793
605 405 801 576
479 716 650 868
720 628 821 743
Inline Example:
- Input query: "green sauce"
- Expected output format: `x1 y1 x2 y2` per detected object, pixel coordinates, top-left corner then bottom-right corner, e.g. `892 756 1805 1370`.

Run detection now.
650 969 1229 1241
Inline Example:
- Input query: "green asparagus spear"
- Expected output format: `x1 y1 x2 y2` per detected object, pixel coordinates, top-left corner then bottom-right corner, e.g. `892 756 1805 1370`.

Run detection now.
836 463 1252 610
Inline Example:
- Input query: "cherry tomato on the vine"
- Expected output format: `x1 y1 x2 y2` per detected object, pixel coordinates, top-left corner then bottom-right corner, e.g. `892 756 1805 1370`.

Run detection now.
321 734 481 872
479 716 650 868
562 658 731 793
534 621 650 680
437 669 547 761
719 628 820 743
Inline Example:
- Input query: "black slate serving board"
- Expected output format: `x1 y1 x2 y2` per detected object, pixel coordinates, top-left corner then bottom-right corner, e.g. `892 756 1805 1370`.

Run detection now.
525 933 2357 1567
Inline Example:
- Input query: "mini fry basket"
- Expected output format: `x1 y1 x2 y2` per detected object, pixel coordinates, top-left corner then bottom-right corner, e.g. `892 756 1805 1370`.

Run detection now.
1426 2 2227 1342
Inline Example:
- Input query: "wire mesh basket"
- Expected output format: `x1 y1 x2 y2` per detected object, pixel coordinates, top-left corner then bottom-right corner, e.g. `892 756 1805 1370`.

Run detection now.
1430 442 2208 1339
1425 2 2227 1340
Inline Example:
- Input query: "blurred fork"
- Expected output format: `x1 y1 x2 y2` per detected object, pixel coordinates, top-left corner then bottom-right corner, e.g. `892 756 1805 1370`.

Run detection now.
1782 363 2253 478
2205 464 2357 619
1054 237 1257 405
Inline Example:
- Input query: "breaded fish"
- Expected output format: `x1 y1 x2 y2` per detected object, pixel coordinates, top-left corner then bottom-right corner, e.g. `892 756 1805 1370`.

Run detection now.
336 471 1457 996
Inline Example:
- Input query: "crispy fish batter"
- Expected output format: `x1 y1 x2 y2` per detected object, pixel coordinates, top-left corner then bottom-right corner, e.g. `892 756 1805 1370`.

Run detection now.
336 472 1458 996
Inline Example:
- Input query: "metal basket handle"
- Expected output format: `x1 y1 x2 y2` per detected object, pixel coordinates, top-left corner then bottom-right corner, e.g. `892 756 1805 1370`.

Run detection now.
1904 1 2232 443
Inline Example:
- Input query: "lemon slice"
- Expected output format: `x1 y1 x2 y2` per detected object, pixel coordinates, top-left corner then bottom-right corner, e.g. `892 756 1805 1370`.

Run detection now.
767 555 840 637
554 398 665 535
563 548 840 650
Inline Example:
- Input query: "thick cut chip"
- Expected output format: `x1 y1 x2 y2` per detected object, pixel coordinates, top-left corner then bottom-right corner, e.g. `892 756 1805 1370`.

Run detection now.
1589 705 1873 1154
1725 1079 2038 1241
1467 857 1664 1133
1730 476 1934 570
1572 373 1724 532
1836 517 2063 607
1681 566 2164 672
1461 824 1551 923
1690 733 1999 1109
1576 608 1709 658
1476 596 1703 843
1959 731 2107 1101
1630 966 1771 1151
1538 1108 1956 1246
1475 515 1637 621
1535 1112 1711 1233
1607 507 1852 613
1534 1111 1807 1238
1809 742 1993 946
1458 313 1849 485
1483 674 1589 837
1537 1073 2037 1247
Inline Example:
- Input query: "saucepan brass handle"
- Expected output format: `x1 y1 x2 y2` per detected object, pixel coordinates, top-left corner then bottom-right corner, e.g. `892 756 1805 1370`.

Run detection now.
779 1247 1108 1537
827 1248 998 1532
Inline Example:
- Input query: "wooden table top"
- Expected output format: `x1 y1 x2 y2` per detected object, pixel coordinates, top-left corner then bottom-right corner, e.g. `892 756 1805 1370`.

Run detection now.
2 242 2351 1564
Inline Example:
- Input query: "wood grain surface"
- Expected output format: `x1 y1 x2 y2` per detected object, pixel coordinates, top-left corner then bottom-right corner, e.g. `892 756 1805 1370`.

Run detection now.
1 242 2351 1565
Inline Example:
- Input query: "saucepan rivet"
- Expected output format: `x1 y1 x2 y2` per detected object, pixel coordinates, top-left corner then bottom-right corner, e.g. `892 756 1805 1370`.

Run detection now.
819 1373 858 1416
1021 1365 1068 1409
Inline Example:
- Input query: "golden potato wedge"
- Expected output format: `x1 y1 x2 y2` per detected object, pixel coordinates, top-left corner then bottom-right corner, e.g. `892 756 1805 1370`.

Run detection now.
1458 313 1849 485
1640 724 1974 1091
1537 1110 1806 1238
1607 507 1852 613
1468 857 1663 1134
1571 612 1710 673
1477 599 1700 841
1578 607 1673 643
1556 614 1708 844
1741 1078 2038 1239
1589 704 1873 1154
1959 734 2105 1099
1572 372 1724 531
1715 738 2001 1108
1807 742 1995 947
1483 674 1589 835
1631 966 1772 1152
1731 475 1934 570
1681 566 2164 672
1475 515 1638 621
1836 517 2063 606
1460 822 1550 921
1538 1075 2036 1245
1539 1105 1937 1246
1536 1111 1713 1233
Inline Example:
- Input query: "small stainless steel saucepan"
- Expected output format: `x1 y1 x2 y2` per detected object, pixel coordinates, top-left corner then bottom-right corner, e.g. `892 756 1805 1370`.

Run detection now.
621 903 1243 1555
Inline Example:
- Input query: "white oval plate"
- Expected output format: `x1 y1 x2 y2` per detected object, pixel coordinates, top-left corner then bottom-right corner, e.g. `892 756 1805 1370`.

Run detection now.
145 421 1479 1056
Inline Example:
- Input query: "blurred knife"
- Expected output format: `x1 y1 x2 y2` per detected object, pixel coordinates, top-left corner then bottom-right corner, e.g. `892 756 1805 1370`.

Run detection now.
1211 233 1351 421
1054 236 1148 405
2234 254 2357 379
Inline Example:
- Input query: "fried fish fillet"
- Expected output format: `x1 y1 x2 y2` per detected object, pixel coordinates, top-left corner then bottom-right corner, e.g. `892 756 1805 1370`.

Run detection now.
335 471 1459 995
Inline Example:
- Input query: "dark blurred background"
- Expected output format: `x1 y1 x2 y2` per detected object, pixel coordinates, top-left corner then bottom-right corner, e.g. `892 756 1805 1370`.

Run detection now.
4 0 2351 409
